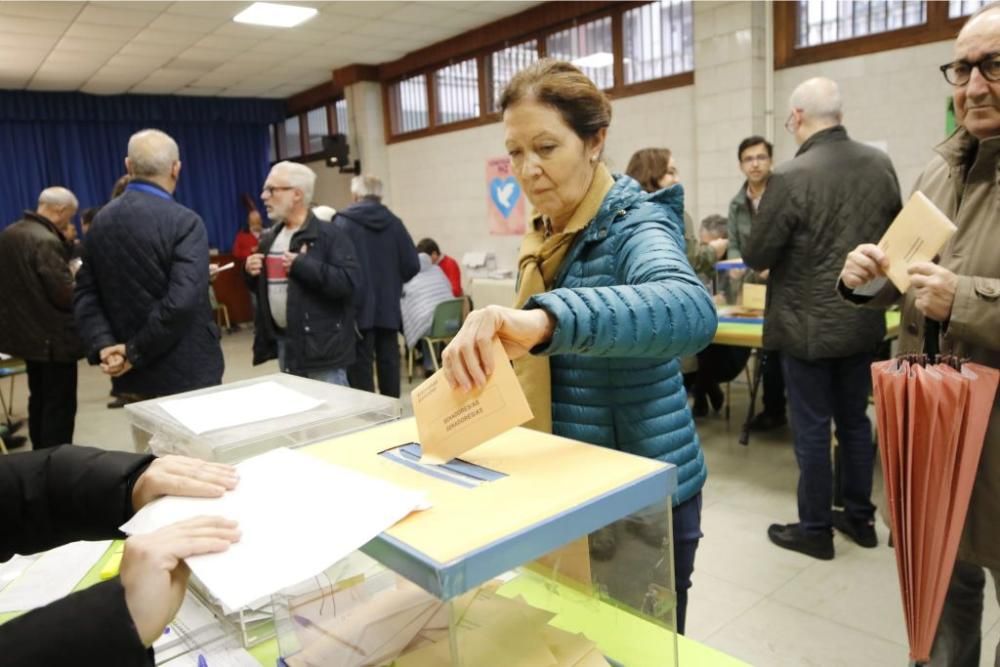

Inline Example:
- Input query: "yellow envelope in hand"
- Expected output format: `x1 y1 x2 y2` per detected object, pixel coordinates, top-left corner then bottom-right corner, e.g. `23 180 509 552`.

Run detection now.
412 338 533 465
878 191 957 292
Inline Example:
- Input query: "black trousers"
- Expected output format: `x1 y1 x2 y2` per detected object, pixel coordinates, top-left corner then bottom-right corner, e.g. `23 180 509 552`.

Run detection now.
25 359 77 449
760 350 787 417
347 327 401 398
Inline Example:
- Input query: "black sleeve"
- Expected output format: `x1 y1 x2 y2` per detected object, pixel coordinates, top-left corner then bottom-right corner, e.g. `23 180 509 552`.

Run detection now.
0 445 154 561
743 171 798 271
0 578 153 666
126 213 210 369
289 224 361 299
73 249 118 365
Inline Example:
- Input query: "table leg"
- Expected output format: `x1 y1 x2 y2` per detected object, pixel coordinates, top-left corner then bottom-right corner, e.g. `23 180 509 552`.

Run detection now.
739 349 764 446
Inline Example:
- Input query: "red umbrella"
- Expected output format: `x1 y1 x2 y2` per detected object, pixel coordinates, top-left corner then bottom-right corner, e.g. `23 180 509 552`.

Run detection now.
872 356 998 664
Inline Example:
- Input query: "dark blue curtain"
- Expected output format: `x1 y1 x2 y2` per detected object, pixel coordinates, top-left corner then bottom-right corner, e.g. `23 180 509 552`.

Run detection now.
0 91 284 250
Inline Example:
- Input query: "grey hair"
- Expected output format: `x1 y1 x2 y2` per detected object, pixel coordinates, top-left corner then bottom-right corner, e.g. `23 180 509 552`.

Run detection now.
38 186 78 210
700 214 728 239
350 175 383 201
127 129 180 178
271 161 316 204
789 77 843 124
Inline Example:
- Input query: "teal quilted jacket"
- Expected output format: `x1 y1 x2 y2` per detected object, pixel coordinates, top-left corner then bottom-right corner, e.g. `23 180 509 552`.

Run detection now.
526 176 717 505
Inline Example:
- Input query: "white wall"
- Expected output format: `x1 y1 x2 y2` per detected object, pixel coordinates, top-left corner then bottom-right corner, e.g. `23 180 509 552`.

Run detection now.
385 85 696 274
774 40 955 195
305 158 353 211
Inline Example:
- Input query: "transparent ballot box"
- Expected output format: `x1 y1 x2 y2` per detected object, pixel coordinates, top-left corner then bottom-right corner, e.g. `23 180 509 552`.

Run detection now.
273 418 679 667
713 259 766 323
124 373 400 463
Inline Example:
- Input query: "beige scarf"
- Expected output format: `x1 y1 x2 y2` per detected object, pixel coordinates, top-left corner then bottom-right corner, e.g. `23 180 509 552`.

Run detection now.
513 164 614 433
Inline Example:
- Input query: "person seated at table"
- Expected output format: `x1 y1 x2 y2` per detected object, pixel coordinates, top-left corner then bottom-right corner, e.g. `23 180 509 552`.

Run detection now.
439 59 717 635
0 445 240 665
401 252 457 376
685 215 752 417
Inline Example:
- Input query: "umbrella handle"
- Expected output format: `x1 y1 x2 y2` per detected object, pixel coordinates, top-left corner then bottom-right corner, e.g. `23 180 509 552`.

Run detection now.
923 319 941 358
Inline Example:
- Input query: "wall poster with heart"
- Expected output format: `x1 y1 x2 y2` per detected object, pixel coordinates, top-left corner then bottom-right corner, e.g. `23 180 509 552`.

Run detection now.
486 156 525 236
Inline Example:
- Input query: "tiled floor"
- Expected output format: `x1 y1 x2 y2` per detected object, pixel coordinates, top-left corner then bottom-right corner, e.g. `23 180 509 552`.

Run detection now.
5 329 998 666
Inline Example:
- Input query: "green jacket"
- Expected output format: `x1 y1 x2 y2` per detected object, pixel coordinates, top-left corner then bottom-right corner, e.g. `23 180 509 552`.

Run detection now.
726 183 753 260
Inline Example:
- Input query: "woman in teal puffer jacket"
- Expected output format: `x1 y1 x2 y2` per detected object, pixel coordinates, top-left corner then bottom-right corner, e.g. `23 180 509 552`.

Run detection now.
441 60 717 634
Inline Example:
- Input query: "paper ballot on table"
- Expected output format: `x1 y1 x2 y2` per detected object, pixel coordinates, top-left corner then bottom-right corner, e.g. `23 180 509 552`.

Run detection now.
0 540 111 612
158 381 324 435
121 447 426 610
878 191 957 292
411 338 532 465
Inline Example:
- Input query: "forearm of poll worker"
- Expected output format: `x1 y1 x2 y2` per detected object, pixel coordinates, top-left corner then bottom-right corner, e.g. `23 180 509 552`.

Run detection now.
0 578 152 666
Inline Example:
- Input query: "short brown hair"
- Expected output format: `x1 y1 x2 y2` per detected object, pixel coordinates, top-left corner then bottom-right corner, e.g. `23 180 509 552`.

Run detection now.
625 148 672 193
499 59 612 143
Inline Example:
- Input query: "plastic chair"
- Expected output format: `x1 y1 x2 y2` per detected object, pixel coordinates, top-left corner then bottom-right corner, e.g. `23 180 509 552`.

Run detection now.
407 298 467 382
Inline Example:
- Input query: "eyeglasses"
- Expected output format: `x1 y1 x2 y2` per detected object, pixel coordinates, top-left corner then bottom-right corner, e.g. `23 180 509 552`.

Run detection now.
940 53 1000 86
784 111 798 135
262 185 295 196
740 154 770 165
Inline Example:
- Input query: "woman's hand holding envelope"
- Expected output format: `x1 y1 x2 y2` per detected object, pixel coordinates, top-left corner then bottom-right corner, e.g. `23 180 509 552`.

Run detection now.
441 305 555 391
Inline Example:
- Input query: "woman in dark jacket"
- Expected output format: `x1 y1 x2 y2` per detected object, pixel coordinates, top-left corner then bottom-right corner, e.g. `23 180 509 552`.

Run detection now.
440 60 717 634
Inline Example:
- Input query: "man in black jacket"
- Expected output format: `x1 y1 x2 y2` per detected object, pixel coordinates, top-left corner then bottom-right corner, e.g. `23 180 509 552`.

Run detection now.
336 175 419 398
74 129 224 401
245 162 361 384
0 446 239 665
0 187 83 448
744 77 902 560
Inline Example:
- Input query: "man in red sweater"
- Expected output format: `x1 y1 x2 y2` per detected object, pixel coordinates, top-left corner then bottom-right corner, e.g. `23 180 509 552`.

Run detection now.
417 238 462 297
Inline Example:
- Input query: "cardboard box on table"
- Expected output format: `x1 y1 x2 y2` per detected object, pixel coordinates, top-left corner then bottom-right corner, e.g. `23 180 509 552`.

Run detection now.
712 259 766 323
274 417 679 667
124 373 400 463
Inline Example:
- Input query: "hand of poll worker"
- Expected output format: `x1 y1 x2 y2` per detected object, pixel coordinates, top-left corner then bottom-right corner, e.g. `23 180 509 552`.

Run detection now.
441 305 554 391
245 253 264 276
840 243 889 289
908 262 958 322
132 455 239 512
121 516 240 647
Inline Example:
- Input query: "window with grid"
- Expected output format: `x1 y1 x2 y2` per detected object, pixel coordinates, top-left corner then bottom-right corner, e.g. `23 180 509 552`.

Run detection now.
949 0 990 18
623 0 694 85
546 17 615 90
335 98 348 137
389 74 429 135
284 115 302 159
305 106 328 154
796 0 926 48
435 58 479 125
488 40 539 112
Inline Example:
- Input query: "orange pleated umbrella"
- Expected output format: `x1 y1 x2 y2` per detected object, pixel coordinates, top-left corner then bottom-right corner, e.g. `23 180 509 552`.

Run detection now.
871 356 999 664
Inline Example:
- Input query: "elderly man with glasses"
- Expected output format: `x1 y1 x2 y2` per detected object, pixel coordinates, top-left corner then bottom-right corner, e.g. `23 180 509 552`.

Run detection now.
742 76 903 561
244 162 362 386
839 4 1000 663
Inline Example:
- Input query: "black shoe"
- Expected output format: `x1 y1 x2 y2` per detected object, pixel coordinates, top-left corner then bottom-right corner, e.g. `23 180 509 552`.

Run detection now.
107 397 127 409
749 412 787 432
625 518 667 550
832 509 877 548
692 393 709 418
767 523 834 560
707 384 725 412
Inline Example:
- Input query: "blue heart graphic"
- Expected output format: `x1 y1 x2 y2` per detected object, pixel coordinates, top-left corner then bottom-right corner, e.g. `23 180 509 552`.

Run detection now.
490 176 521 219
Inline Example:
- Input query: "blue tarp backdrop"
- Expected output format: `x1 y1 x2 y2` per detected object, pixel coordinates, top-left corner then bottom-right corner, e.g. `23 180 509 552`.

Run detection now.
0 90 284 250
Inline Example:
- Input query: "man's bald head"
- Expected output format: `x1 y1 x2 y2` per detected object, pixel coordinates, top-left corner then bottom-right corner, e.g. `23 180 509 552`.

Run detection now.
790 77 843 125
36 186 78 230
787 77 843 145
126 129 180 181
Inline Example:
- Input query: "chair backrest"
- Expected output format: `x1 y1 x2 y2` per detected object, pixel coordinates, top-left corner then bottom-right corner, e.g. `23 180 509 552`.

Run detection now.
428 298 466 338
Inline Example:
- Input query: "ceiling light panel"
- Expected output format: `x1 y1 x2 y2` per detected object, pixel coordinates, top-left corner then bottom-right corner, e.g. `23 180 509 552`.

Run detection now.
233 2 318 28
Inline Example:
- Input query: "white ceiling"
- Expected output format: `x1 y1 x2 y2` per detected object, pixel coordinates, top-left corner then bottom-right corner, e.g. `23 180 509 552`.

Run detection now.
0 1 541 98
